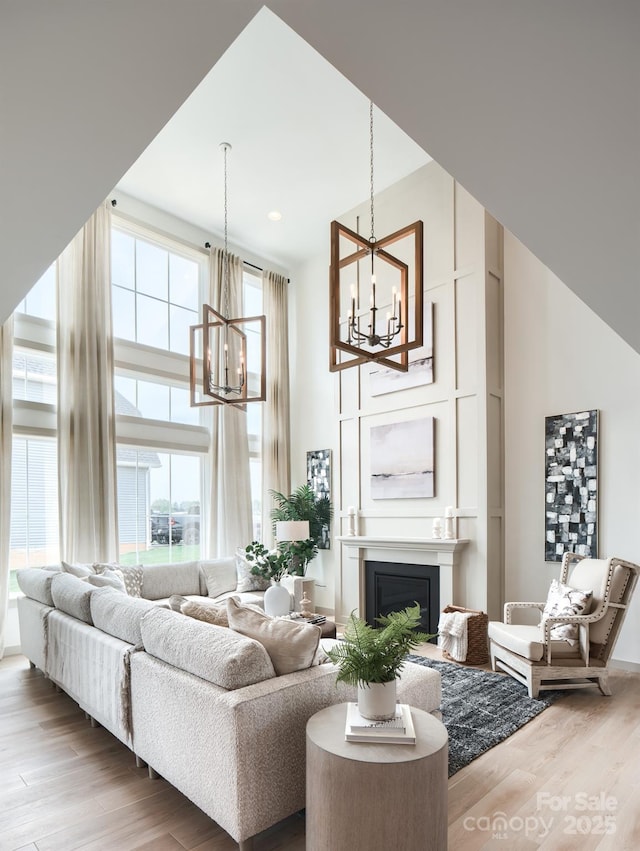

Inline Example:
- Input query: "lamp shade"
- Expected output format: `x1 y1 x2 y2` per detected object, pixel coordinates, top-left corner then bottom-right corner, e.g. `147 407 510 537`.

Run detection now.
275 521 310 542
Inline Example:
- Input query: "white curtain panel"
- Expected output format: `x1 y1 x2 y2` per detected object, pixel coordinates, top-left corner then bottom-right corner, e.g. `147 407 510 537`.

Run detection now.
261 270 291 548
207 248 253 557
0 316 14 658
57 201 118 564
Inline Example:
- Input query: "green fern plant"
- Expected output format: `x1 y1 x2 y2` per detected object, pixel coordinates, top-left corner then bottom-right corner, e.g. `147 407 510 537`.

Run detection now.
326 604 435 686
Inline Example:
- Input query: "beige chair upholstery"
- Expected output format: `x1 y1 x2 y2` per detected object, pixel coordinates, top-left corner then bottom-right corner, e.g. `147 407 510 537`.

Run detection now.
488 554 638 698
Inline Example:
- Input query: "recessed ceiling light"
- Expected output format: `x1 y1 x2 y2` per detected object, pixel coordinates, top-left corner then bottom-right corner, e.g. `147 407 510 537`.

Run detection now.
267 210 283 222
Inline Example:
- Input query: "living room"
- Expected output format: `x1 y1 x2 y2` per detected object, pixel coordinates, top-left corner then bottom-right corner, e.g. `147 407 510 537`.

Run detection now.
2 3 639 850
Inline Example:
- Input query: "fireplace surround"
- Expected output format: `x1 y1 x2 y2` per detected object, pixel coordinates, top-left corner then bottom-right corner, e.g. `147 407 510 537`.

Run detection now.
337 536 469 624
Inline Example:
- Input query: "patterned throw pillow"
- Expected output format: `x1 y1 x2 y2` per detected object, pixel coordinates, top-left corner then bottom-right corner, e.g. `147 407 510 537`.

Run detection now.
235 550 270 593
542 578 592 644
94 563 144 598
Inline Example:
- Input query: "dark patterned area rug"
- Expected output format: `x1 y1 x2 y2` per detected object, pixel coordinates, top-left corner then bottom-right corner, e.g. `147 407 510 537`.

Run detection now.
405 655 565 776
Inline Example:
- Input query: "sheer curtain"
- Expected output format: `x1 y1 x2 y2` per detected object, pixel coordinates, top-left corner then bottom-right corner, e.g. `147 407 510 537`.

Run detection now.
207 247 253 556
261 270 290 548
0 316 13 658
57 201 118 564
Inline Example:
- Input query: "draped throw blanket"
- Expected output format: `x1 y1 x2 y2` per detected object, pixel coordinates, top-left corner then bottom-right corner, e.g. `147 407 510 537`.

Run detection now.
57 201 118 564
438 610 473 662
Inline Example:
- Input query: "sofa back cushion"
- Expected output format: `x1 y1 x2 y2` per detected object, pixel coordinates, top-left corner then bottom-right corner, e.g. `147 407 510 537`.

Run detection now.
16 567 59 606
199 558 238 599
50 572 94 624
141 561 201 600
90 587 157 645
140 607 276 689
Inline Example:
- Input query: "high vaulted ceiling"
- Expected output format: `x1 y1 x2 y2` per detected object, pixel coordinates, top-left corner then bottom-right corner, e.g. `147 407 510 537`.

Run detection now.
2 2 639 352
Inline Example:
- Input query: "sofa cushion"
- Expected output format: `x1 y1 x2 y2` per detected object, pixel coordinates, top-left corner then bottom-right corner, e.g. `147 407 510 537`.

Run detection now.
199 558 238 599
62 561 95 578
87 568 127 593
181 599 229 627
16 567 58 606
140 607 275 689
226 597 321 676
142 561 201 600
90 587 157 645
51 573 94 624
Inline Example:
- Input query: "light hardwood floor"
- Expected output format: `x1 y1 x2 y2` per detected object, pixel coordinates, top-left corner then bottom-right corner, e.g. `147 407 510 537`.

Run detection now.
1 648 639 851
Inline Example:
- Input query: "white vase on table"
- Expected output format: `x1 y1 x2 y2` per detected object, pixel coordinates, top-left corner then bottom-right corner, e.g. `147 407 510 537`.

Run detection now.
264 581 291 617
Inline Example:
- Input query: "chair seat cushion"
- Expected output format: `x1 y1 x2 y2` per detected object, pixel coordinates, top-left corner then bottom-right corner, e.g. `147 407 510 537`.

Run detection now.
488 621 580 662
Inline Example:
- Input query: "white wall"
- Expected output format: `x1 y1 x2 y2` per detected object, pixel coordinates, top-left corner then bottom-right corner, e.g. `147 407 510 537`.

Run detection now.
504 234 640 666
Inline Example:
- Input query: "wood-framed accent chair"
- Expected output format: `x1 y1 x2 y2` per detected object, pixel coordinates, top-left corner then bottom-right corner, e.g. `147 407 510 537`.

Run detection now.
488 553 639 699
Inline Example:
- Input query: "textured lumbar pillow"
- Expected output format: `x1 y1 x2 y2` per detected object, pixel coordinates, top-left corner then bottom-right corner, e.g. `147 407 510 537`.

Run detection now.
181 599 229 627
226 596 321 675
235 549 270 593
542 578 592 643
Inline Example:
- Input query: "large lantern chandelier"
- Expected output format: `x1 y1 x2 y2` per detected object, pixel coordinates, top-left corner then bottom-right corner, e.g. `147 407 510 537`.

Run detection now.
190 142 266 407
330 101 424 372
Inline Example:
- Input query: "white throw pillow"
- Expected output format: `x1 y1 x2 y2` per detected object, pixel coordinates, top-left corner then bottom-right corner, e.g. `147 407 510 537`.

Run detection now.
542 578 592 644
199 558 238 599
86 569 127 593
62 561 95 578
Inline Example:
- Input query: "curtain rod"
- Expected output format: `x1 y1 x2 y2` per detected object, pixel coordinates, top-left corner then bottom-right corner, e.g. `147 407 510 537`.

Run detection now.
110 199 289 282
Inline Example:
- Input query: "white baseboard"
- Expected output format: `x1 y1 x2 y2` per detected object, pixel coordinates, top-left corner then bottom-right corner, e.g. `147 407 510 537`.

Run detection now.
2 644 22 657
610 658 640 673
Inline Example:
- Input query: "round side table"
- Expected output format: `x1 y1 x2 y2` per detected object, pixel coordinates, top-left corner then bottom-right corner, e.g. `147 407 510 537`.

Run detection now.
306 702 448 851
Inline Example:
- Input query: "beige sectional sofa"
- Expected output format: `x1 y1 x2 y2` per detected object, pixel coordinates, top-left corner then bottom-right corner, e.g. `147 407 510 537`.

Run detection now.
16 560 442 850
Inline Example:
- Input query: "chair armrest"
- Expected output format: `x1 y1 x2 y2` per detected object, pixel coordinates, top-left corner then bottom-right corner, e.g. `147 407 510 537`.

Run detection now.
504 602 544 624
542 614 592 664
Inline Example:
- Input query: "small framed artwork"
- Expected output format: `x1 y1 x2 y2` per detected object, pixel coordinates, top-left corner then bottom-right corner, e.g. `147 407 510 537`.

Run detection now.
307 449 331 549
545 409 598 562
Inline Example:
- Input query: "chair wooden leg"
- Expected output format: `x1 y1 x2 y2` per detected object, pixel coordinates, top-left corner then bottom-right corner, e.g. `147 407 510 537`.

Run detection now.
598 674 612 696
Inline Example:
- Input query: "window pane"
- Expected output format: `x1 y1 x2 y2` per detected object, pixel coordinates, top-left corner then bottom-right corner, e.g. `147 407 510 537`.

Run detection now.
13 350 56 403
169 304 198 355
136 294 168 349
114 376 137 414
136 240 168 300
170 254 199 311
10 437 60 570
118 449 201 564
112 230 135 289
137 379 170 420
243 273 262 315
250 458 262 541
18 264 56 320
170 386 200 425
112 285 136 341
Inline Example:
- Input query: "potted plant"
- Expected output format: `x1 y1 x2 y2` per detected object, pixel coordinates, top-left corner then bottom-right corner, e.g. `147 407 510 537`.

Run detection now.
243 541 291 616
326 603 434 720
270 484 333 576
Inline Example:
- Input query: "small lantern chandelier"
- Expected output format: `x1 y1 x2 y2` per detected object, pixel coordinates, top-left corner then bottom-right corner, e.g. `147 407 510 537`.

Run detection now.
329 101 424 372
190 142 266 408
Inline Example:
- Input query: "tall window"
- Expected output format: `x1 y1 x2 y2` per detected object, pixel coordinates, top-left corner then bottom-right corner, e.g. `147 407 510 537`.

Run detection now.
243 270 263 539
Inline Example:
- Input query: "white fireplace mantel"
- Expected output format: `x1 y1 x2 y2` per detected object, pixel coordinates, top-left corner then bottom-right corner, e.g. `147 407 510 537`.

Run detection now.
336 536 469 617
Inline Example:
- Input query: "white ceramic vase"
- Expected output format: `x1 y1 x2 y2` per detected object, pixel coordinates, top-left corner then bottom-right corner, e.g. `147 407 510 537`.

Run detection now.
264 581 291 617
357 679 398 721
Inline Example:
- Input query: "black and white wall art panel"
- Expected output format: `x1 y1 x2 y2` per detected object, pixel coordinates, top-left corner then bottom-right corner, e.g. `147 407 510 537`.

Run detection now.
370 417 435 499
545 410 598 562
307 449 331 549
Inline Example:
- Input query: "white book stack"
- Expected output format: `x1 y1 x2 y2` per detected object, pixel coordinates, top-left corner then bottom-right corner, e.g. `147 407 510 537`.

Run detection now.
344 703 416 745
